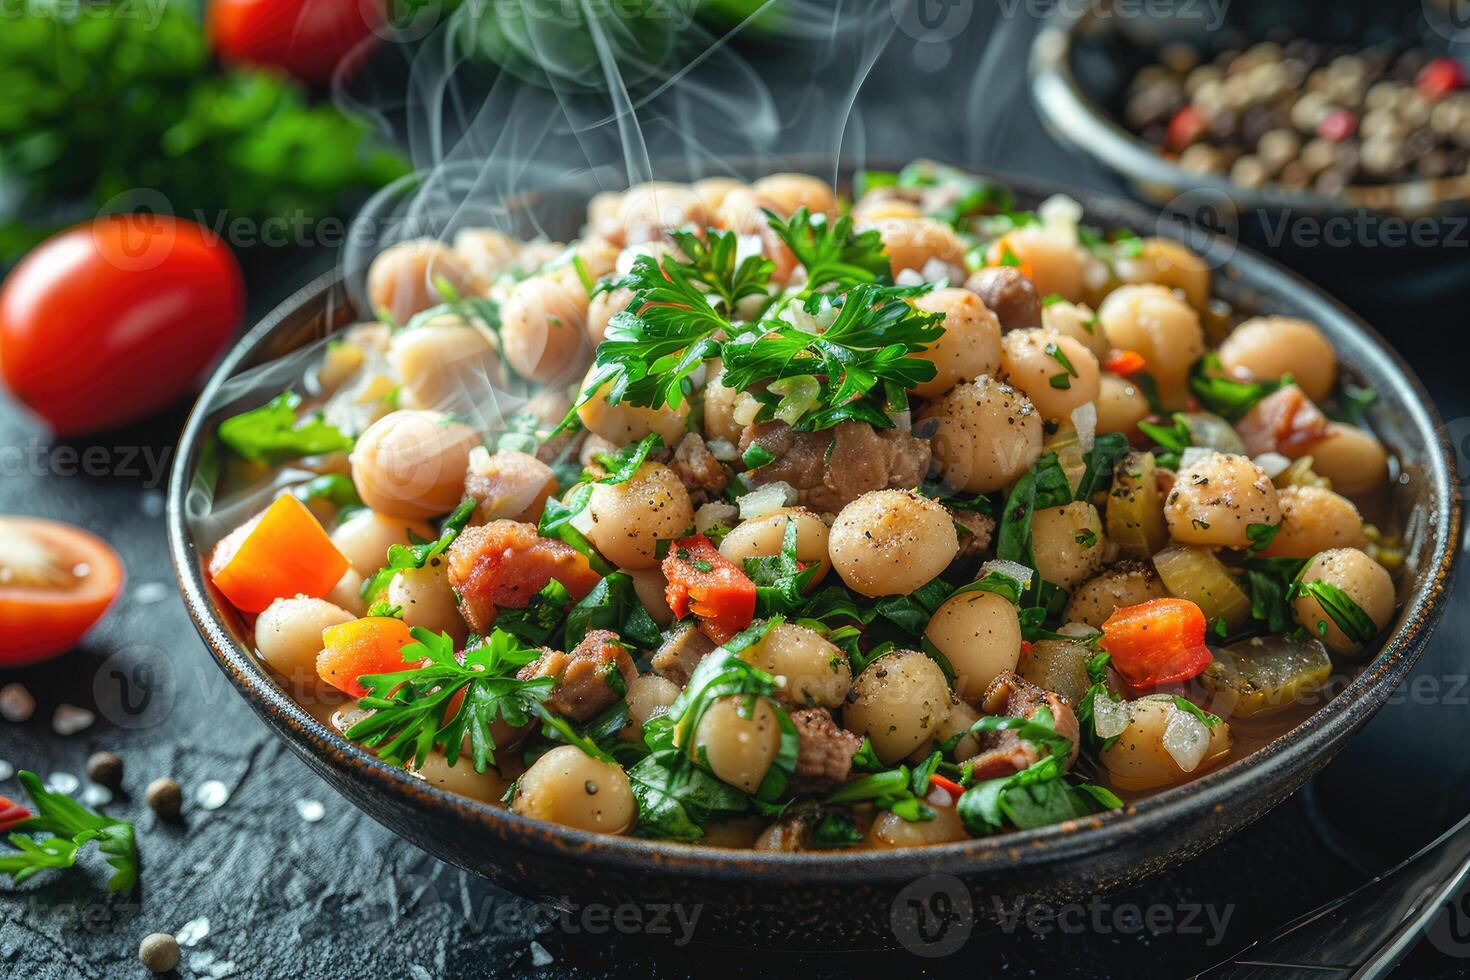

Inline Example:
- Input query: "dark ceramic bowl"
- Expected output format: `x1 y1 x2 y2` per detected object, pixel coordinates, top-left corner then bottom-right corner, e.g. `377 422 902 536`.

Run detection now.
168 165 1460 949
1029 0 1470 304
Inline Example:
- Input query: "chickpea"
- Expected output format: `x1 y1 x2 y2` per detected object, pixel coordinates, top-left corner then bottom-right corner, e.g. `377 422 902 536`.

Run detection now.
255 597 353 691
867 805 968 848
907 288 1003 398
499 276 592 384
828 490 958 597
585 461 695 569
871 218 967 277
330 510 435 575
615 182 707 241
718 508 831 587
413 750 513 804
388 562 467 647
851 195 923 222
916 377 1043 493
623 674 681 736
751 173 836 217
577 371 690 446
1260 486 1366 559
991 225 1091 301
1095 374 1150 435
451 227 519 283
388 320 500 415
512 745 635 833
625 566 676 627
1100 697 1233 791
690 695 782 793
586 287 631 346
1164 453 1281 549
326 568 368 616
737 622 851 708
925 590 1021 701
691 176 745 214
701 367 744 444
351 411 480 521
844 649 953 764
1116 237 1212 311
999 328 1101 422
1097 284 1205 409
367 239 484 325
1293 547 1395 656
1041 299 1110 360
1217 316 1338 403
1064 563 1169 628
1288 423 1390 495
1031 501 1106 589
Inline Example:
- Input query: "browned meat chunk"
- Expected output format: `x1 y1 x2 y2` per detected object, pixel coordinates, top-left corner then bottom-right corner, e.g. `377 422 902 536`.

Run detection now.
789 707 863 794
517 629 636 722
950 508 997 563
650 624 716 687
969 671 1081 780
964 266 1041 331
464 448 556 524
445 520 601 634
671 432 728 504
738 420 931 514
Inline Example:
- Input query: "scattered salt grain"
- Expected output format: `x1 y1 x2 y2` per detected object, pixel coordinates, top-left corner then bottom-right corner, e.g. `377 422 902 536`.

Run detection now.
0 760 12 781
295 799 325 823
195 780 230 810
52 704 95 736
529 942 554 967
140 491 165 517
82 784 114 808
409 966 434 980
0 684 35 723
45 772 80 795
176 917 210 947
132 582 170 606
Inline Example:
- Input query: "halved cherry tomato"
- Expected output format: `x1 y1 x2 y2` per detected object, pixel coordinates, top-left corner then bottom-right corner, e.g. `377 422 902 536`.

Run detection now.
317 616 415 697
0 796 31 832
209 495 349 613
209 0 385 86
0 215 243 436
1104 349 1147 377
0 517 124 667
662 535 756 645
1101 597 1212 691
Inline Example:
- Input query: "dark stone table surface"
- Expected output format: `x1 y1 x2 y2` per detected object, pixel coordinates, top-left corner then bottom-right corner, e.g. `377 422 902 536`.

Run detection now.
4 7 1470 978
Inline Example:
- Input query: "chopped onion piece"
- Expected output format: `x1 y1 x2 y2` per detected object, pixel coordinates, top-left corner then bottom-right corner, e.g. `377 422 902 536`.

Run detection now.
1179 446 1215 470
770 376 820 426
1091 694 1130 740
1071 402 1097 453
1039 193 1084 232
569 499 596 536
1162 703 1210 772
1057 621 1101 640
895 268 925 287
732 393 763 427
695 501 739 532
980 559 1034 590
735 235 764 266
1253 452 1291 479
738 482 797 520
887 409 912 433
920 257 953 285
705 438 740 462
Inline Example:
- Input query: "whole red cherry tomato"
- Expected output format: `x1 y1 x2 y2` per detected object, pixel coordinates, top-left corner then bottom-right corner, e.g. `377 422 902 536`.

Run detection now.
0 215 244 435
209 0 385 86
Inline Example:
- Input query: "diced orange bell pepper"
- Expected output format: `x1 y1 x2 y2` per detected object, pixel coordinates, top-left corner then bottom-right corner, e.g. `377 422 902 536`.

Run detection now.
662 534 756 645
985 236 1036 282
1104 348 1147 377
1101 597 1212 692
317 616 416 697
209 494 350 613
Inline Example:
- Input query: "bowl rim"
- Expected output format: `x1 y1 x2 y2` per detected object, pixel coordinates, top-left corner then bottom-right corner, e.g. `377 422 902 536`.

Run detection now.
1028 6 1470 218
168 165 1461 885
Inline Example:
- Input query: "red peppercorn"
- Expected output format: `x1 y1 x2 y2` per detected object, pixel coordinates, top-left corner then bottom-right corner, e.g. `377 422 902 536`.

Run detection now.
1166 105 1206 152
1417 57 1464 100
1317 108 1357 143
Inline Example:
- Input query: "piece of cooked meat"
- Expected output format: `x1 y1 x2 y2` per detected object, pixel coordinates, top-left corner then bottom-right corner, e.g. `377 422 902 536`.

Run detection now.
650 623 717 687
464 447 557 524
671 431 728 504
788 706 863 794
738 420 931 514
950 508 997 563
969 671 1081 780
445 520 601 633
517 629 636 722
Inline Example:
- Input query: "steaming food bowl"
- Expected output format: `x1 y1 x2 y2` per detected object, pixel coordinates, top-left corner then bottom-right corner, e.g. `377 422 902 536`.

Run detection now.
167 164 1459 947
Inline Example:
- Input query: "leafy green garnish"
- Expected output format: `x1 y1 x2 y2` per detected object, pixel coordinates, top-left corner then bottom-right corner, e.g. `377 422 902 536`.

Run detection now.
492 580 572 645
1243 557 1307 635
347 627 553 772
565 572 663 651
1246 522 1281 554
764 207 891 293
1188 354 1291 422
293 473 364 516
1295 580 1379 645
537 485 615 576
810 810 864 847
359 497 477 602
218 391 354 464
1136 413 1193 470
742 444 777 469
592 433 663 484
1172 696 1222 728
666 228 775 315
1 771 138 894
824 766 934 823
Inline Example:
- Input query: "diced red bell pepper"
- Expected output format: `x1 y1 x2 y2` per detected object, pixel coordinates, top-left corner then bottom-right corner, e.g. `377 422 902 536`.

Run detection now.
1101 597 1213 691
1418 58 1464 101
662 534 756 645
929 773 966 798
1104 349 1147 377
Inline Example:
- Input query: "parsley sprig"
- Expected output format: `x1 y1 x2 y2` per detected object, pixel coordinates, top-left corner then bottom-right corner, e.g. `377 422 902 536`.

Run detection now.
359 497 477 603
764 207 891 293
0 772 138 894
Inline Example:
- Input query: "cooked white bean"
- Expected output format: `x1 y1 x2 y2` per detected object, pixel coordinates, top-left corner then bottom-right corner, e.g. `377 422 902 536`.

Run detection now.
512 745 635 833
1217 316 1338 403
1100 697 1232 791
917 376 1043 493
844 649 953 764
350 410 480 521
451 227 519 283
577 370 690 446
925 590 1022 701
1164 453 1281 549
999 328 1101 422
1095 373 1151 434
1288 423 1389 495
828 490 958 597
625 566 676 627
1293 547 1394 656
624 674 681 728
691 695 782 793
872 218 967 277
585 461 695 569
1260 486 1366 558
737 622 851 708
993 225 1090 301
1041 299 1109 359
388 562 467 647
1115 236 1211 310
718 508 831 587
908 288 1002 398
867 805 968 848
1064 562 1169 628
388 319 500 416
1030 501 1106 589
255 596 354 690
367 239 483 325
751 173 836 217
1097 284 1204 409
499 276 592 384
330 509 435 575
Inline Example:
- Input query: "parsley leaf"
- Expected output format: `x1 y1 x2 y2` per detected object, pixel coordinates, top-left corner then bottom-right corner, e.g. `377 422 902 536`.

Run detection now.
218 391 354 463
1296 580 1379 645
1 771 138 894
1136 413 1193 470
667 228 775 315
360 497 477 602
1188 353 1291 422
565 571 663 650
764 207 891 293
1246 522 1281 554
